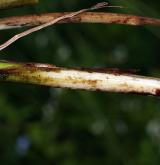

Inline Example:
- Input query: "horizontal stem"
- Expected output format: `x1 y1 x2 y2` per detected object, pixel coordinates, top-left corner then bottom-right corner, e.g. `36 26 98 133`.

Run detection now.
0 61 160 96
0 12 160 30
0 0 38 10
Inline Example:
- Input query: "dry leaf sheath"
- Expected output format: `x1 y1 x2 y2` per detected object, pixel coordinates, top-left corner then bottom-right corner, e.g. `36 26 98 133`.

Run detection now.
0 12 160 30
0 61 160 97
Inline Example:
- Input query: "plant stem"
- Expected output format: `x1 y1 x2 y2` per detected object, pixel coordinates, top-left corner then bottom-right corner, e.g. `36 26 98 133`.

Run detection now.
0 12 160 30
0 0 38 9
0 61 160 96
0 2 109 51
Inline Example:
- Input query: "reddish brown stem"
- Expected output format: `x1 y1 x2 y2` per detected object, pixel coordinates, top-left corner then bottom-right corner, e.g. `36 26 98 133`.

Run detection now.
0 12 160 30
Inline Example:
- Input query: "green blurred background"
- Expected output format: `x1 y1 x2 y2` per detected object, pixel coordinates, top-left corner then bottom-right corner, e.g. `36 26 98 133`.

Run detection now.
0 0 160 164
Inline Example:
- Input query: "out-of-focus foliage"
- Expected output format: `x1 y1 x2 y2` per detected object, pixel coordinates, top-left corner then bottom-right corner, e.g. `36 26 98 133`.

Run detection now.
0 0 160 164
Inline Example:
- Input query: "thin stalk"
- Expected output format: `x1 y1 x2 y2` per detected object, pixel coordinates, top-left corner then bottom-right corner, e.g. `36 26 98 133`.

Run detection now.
0 12 160 30
0 61 160 97
0 2 108 51
0 0 38 9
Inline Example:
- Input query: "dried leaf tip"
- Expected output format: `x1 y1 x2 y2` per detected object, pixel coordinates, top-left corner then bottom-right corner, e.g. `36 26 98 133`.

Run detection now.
90 2 124 10
90 2 109 10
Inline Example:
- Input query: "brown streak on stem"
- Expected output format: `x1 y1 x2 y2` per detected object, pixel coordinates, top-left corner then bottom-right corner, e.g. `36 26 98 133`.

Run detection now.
0 61 140 76
76 68 139 75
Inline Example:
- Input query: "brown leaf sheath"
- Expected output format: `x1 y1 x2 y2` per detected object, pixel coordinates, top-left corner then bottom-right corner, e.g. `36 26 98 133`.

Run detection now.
0 12 160 30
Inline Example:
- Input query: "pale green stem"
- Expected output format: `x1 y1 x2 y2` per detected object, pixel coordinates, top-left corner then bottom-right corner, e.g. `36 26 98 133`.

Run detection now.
0 0 38 9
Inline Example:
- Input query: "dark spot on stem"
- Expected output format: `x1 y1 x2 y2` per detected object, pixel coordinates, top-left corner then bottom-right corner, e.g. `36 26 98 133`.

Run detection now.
0 68 19 80
155 89 160 96
60 17 81 23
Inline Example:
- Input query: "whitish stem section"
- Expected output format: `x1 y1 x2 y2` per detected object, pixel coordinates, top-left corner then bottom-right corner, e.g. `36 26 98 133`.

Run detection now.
26 69 160 95
0 61 160 96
